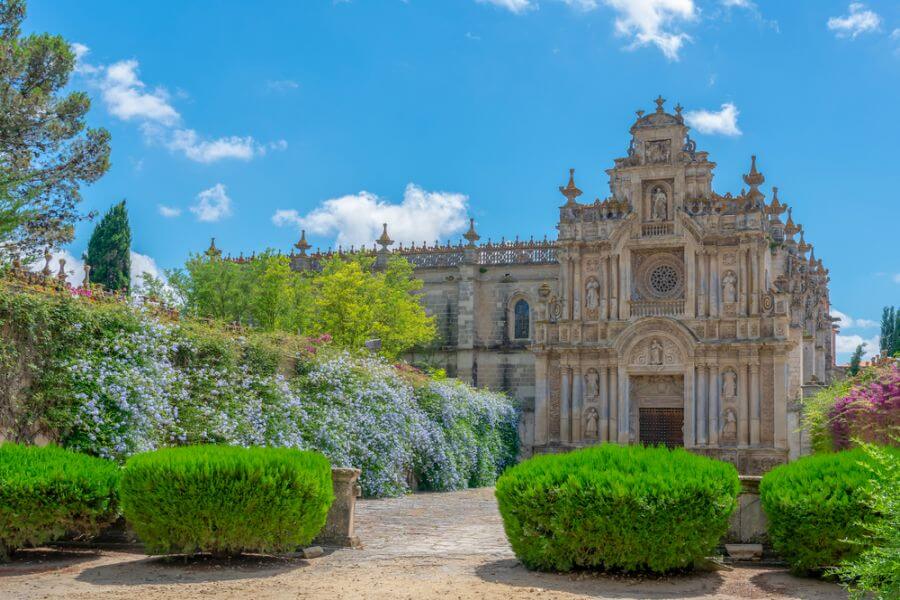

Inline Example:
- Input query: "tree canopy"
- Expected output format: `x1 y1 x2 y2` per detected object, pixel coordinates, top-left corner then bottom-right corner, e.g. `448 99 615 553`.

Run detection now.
0 0 111 256
168 252 436 358
86 200 131 291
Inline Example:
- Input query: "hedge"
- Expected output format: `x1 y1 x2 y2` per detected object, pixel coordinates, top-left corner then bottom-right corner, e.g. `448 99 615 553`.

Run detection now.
0 443 119 560
760 447 899 575
495 444 740 573
120 445 333 556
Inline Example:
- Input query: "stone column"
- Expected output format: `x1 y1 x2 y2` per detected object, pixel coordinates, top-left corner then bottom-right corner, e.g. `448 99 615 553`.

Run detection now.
611 367 621 443
533 353 549 446
315 467 362 548
738 355 750 446
561 366 571 444
618 367 629 444
708 363 720 447
685 246 696 318
697 364 708 445
698 251 707 318
750 358 760 446
750 245 759 315
773 352 788 449
572 364 583 442
684 366 695 447
711 251 720 318
573 251 582 321
611 256 620 320
599 363 609 442
600 254 609 321
621 252 631 320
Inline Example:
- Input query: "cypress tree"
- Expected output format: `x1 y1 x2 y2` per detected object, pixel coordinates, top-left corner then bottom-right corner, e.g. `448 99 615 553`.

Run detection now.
86 200 131 291
848 343 865 376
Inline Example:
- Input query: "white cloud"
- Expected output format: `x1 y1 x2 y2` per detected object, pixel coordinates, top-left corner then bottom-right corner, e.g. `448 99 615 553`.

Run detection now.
477 0 535 13
831 308 879 330
99 60 180 125
157 205 182 218
266 79 299 92
721 0 751 6
130 251 163 285
273 183 469 248
190 184 233 223
603 0 696 60
827 3 881 39
835 334 880 359
893 273 900 283
684 102 741 136
75 53 284 164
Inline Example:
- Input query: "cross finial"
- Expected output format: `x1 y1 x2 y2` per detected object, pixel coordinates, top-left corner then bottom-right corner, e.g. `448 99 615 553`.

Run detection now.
463 218 480 247
654 95 666 112
674 103 683 115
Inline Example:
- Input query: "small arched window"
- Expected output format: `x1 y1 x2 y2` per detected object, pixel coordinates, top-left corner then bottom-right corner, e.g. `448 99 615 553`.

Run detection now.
514 299 530 340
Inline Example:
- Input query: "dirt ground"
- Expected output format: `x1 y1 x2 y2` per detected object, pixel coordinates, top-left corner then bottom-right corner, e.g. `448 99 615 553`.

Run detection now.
0 488 845 600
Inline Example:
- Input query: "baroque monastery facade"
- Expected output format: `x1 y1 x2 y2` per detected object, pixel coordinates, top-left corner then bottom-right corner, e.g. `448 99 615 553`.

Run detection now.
287 97 836 473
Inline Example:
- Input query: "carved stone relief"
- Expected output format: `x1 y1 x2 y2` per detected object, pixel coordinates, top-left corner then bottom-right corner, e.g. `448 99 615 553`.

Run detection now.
549 363 561 438
628 337 683 368
720 368 738 446
584 407 599 440
644 139 671 164
585 368 599 398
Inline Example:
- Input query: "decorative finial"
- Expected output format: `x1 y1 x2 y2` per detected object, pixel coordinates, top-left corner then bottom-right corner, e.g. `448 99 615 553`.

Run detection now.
674 102 683 115
558 168 583 206
82 255 91 289
205 237 222 258
635 109 645 119
654 95 666 113
463 218 480 247
56 257 67 282
376 223 394 251
294 230 311 255
41 247 52 277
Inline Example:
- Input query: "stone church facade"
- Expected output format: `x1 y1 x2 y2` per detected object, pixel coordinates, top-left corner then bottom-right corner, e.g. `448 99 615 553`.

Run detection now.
291 97 837 474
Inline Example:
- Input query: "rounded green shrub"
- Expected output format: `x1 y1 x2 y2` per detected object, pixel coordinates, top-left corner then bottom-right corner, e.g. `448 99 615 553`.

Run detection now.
495 444 740 573
120 445 334 556
760 447 899 574
0 443 120 560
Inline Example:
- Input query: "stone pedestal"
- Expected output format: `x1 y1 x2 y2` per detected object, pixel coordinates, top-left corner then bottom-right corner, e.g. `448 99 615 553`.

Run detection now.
726 475 767 544
314 467 362 548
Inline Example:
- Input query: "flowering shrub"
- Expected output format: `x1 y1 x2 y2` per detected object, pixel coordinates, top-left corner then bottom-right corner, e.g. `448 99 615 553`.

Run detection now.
829 364 900 450
1 281 518 498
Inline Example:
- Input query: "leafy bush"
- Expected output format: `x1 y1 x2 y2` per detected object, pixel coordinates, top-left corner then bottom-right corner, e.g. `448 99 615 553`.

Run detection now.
829 364 899 450
801 362 899 453
831 443 900 600
0 443 119 560
495 444 740 573
0 281 518 498
120 445 333 556
760 448 900 574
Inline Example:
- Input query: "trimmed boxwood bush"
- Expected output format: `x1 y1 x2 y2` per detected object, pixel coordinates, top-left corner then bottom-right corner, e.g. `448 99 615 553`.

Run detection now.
760 447 900 575
121 445 333 556
0 443 119 560
495 444 740 573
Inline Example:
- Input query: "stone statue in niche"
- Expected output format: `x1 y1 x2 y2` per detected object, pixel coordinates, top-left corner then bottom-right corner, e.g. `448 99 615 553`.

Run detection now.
722 271 737 304
651 187 667 221
649 338 663 365
721 408 737 444
585 278 600 310
722 369 737 399
585 369 599 398
584 407 599 439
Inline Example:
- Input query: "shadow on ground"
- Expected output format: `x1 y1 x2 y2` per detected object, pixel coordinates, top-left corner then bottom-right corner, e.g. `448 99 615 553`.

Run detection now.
75 553 313 586
0 548 103 577
750 569 847 599
474 558 726 599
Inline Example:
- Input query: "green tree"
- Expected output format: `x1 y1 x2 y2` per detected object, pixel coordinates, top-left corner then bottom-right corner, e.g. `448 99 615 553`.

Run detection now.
0 0 111 255
86 200 131 291
848 343 866 376
881 306 898 357
170 250 435 358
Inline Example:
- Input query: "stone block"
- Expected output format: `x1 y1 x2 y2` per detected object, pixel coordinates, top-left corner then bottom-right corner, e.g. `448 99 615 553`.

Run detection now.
314 467 361 548
725 543 763 561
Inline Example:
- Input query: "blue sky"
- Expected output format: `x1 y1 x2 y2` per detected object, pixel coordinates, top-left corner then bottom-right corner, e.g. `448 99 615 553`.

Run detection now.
25 0 900 361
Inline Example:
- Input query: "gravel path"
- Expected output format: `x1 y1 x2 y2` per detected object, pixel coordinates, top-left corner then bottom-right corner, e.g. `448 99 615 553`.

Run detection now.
0 488 846 599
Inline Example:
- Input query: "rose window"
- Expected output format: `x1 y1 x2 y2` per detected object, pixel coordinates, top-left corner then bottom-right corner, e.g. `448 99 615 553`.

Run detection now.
649 265 678 295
